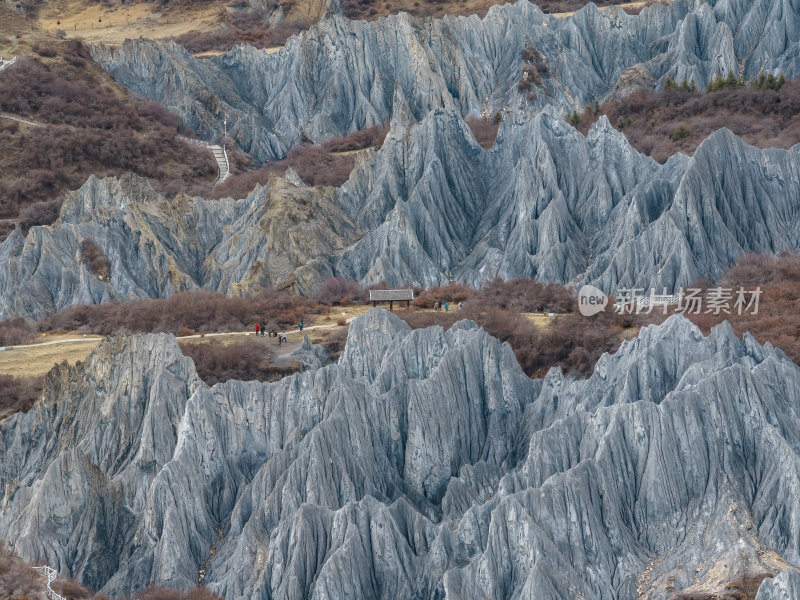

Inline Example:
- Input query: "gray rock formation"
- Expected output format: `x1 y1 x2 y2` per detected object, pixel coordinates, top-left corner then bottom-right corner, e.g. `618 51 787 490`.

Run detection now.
92 0 800 161
332 107 800 291
1 311 800 598
0 173 356 319
3 108 797 319
757 570 800 600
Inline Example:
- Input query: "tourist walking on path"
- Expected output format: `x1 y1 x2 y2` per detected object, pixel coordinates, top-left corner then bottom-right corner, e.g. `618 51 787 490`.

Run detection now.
445 301 449 311
278 333 283 347
438 300 442 311
255 324 260 336
299 321 303 332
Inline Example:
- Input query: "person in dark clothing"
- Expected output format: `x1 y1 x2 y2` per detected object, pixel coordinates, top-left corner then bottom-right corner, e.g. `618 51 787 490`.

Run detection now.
261 324 265 337
278 333 282 347
437 299 442 311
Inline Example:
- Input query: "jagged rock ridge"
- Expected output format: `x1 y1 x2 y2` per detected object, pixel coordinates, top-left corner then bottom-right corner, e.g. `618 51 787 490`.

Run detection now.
1 311 800 598
1 109 798 319
0 172 357 319
92 0 800 161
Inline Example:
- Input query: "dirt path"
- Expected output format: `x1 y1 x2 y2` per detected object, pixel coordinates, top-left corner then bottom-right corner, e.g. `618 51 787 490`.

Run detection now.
0 306 372 378
0 113 43 128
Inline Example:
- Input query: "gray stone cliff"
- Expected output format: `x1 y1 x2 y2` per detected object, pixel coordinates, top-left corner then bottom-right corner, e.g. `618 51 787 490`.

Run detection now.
92 0 800 162
1 311 800 598
1 110 798 319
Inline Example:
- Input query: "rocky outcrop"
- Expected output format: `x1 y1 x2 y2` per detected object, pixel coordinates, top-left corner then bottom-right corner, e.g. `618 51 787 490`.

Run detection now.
332 107 800 291
92 0 800 161
2 109 798 319
0 173 356 319
1 311 800 598
0 110 800 317
757 570 800 600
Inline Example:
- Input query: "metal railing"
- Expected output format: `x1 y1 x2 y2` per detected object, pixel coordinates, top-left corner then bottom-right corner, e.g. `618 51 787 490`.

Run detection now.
32 565 67 600
0 56 17 72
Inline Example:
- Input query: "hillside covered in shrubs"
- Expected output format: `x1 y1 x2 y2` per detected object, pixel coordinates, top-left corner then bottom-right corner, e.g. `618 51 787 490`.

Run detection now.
574 75 800 162
0 38 216 240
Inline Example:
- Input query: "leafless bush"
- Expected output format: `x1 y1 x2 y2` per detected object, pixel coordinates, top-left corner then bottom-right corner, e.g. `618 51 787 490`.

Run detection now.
321 325 349 361
79 240 110 281
0 46 216 223
0 375 43 416
39 289 325 336
0 542 46 598
132 584 224 600
466 118 500 149
0 316 34 345
412 284 476 308
575 79 800 162
469 278 575 313
174 10 310 53
19 198 62 232
315 277 366 305
322 124 389 152
180 340 301 385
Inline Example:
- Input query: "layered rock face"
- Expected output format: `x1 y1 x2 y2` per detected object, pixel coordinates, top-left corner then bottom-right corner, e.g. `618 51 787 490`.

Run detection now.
2 110 798 319
92 0 800 161
333 108 800 290
0 173 356 319
1 310 800 598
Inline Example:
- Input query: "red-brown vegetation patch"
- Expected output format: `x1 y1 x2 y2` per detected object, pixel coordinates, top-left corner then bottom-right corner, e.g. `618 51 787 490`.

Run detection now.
339 0 619 20
39 289 325 336
180 340 301 385
631 253 800 365
574 80 800 162
0 41 216 237
470 277 577 313
79 239 110 281
0 375 42 417
0 316 35 346
188 123 389 199
466 118 500 149
175 8 310 53
378 277 625 377
314 277 367 305
0 542 46 599
674 573 774 599
411 283 476 309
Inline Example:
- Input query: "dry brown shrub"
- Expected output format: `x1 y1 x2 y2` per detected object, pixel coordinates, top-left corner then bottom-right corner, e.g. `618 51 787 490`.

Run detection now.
79 239 110 281
315 277 367 305
180 340 301 385
0 316 35 345
412 284 476 309
0 542 46 599
465 118 500 149
174 8 310 53
576 79 800 162
39 289 324 336
322 325 349 361
631 253 800 366
0 375 44 416
0 45 216 227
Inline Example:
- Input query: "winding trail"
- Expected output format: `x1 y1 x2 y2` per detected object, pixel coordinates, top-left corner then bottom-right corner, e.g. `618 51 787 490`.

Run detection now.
0 112 42 127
